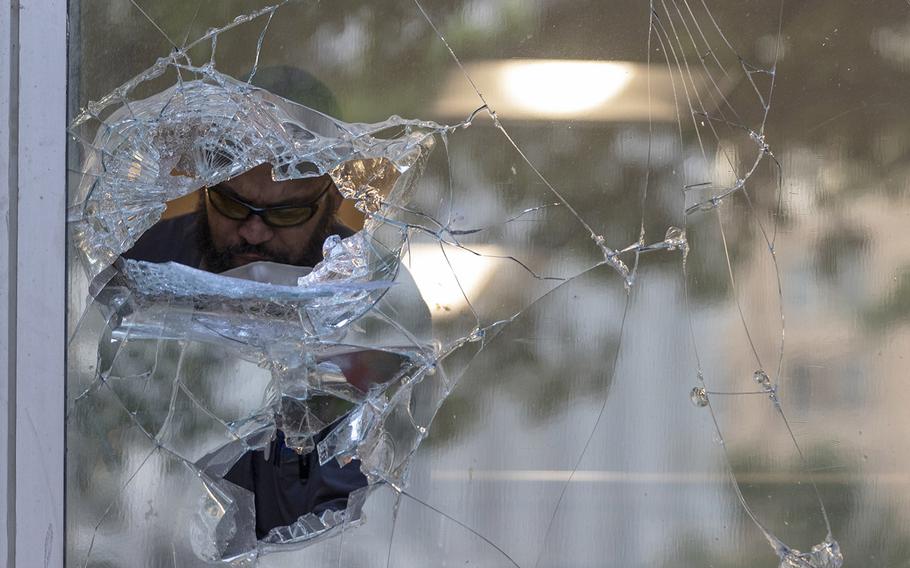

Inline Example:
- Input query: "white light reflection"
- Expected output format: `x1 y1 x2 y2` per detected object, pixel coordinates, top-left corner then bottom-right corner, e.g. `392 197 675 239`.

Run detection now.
404 243 500 318
432 59 709 122
501 60 633 116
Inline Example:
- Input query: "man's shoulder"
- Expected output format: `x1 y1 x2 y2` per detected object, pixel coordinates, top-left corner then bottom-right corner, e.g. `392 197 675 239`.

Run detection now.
122 212 203 267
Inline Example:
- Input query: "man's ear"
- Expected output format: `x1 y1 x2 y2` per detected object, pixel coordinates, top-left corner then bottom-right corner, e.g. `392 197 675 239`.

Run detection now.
196 187 207 212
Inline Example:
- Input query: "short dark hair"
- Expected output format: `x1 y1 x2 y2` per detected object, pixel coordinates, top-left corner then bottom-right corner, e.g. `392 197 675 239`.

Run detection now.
249 66 342 118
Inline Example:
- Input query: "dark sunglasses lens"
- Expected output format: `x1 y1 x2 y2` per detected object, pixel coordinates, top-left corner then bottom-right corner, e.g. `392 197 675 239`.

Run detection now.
263 206 316 227
208 189 250 220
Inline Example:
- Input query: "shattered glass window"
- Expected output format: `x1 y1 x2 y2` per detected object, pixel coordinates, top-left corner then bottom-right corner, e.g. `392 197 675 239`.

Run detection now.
65 1 910 566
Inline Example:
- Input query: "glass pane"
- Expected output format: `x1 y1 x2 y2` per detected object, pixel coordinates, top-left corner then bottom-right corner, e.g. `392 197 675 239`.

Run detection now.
65 1 910 566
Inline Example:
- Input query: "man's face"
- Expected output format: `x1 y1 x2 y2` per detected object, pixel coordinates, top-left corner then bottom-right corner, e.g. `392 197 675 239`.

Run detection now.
200 163 341 272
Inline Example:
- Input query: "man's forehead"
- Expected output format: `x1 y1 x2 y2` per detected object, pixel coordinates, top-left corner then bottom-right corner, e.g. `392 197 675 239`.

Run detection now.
218 163 330 202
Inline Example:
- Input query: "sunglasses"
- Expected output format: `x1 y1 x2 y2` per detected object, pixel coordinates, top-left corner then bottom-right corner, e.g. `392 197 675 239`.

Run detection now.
205 180 333 228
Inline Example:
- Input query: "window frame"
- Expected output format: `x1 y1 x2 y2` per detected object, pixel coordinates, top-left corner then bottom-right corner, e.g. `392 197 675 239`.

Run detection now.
1 1 67 566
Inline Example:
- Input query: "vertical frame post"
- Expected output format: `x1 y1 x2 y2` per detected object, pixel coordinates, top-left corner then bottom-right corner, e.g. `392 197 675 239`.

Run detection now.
3 0 67 566
0 0 13 561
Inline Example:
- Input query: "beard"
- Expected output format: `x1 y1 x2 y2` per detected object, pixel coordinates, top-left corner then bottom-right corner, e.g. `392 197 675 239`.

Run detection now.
196 204 336 273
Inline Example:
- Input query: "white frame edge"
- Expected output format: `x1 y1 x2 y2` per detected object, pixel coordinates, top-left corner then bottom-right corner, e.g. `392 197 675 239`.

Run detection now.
2 0 67 567
0 0 12 562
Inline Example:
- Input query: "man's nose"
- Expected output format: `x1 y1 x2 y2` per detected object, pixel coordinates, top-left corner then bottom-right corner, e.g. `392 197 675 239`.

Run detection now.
237 214 275 245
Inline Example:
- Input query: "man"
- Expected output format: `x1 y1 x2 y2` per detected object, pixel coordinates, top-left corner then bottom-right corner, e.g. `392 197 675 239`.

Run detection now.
124 161 369 540
124 162 349 272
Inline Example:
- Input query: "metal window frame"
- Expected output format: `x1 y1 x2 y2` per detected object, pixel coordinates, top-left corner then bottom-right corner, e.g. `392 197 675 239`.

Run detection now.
2 1 67 566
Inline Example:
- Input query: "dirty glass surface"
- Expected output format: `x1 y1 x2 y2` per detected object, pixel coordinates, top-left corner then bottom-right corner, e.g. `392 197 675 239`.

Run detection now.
65 1 910 567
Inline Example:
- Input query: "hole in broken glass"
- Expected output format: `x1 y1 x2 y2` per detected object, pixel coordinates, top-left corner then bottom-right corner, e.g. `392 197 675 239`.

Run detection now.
70 60 448 561
115 161 401 547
